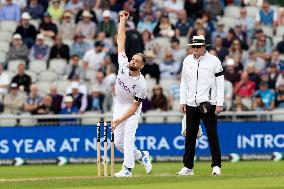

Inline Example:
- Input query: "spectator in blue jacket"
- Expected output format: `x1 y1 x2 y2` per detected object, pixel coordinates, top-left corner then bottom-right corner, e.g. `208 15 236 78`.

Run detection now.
0 0 20 22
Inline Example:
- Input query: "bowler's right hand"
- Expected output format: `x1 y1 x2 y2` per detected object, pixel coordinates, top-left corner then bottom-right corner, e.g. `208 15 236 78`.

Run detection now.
180 104 186 113
119 11 129 21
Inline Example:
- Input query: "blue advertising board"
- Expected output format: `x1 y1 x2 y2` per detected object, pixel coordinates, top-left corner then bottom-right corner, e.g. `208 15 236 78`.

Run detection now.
0 122 284 159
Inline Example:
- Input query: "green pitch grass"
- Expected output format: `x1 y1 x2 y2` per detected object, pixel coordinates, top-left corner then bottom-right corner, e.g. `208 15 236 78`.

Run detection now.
0 161 283 189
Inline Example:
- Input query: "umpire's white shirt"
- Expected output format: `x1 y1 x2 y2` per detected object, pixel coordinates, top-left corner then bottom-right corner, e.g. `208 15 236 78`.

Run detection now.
180 51 224 107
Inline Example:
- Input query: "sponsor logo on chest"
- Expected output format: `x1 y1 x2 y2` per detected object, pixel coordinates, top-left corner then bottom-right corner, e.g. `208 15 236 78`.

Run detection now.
117 78 131 94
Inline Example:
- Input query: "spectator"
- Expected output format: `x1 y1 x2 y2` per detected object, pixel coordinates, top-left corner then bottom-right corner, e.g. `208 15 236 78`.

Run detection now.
97 10 116 38
231 94 249 111
65 75 88 95
24 84 42 113
48 83 63 114
0 0 26 10
159 50 180 79
243 0 263 7
60 95 79 124
76 10 96 39
259 69 274 89
91 70 109 95
47 0 64 23
0 64 9 112
255 1 277 32
29 33 50 61
246 63 260 85
96 32 112 54
211 21 227 44
175 10 193 38
224 58 241 85
31 95 55 115
6 34 29 63
87 85 104 113
233 71 256 109
82 41 106 71
229 38 248 65
62 54 83 80
251 28 272 49
224 78 233 111
245 47 266 73
275 83 284 108
170 37 186 63
141 50 160 83
64 0 83 15
153 12 175 38
200 10 215 34
66 82 87 113
222 28 237 49
204 0 223 19
75 2 97 24
3 83 24 114
254 81 275 110
14 12 37 48
252 94 266 111
100 55 116 80
268 50 284 72
39 12 58 39
239 7 255 43
276 70 284 89
277 7 284 26
125 22 145 59
70 33 91 58
142 30 160 57
268 63 279 90
233 22 248 50
139 0 158 20
137 12 157 33
0 0 20 22
213 35 229 63
59 12 76 40
184 0 203 20
164 0 184 25
25 0 45 20
254 34 272 61
49 34 70 60
276 35 284 54
11 63 31 93
150 85 168 111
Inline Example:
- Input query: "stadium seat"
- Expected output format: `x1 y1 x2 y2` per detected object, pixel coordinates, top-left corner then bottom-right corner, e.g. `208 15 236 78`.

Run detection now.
29 60 47 74
246 6 259 18
56 80 71 95
270 5 280 12
38 71 58 82
0 31 12 42
85 39 94 46
0 114 17 127
6 71 16 79
29 19 40 29
0 41 10 53
62 39 73 48
84 69 96 81
19 113 37 127
159 79 179 92
0 21 17 32
166 111 182 123
260 25 273 37
171 100 180 111
179 37 188 48
144 110 165 123
44 38 54 47
276 26 284 37
25 70 37 83
273 36 282 47
7 60 26 72
0 52 6 64
81 112 101 125
154 37 171 50
224 5 240 18
37 81 51 95
49 59 67 74
219 17 237 28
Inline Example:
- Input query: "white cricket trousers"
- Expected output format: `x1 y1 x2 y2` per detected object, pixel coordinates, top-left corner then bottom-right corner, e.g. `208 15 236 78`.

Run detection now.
113 104 143 169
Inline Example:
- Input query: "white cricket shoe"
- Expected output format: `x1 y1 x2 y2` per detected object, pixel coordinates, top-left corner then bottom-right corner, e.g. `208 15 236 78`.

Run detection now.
176 167 194 176
212 166 221 175
114 166 132 177
139 151 152 174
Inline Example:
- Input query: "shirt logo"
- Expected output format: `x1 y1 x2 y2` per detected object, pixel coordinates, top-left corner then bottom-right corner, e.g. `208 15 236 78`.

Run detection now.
117 78 131 93
132 85 136 89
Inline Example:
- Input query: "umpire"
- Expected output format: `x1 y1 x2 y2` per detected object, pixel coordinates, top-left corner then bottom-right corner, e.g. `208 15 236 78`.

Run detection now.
177 35 224 176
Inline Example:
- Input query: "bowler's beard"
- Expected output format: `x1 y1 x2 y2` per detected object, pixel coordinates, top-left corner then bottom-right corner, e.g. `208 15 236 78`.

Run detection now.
128 65 138 71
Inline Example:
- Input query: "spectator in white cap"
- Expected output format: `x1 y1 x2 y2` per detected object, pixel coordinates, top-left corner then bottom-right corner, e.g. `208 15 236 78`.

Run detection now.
6 34 29 63
14 12 37 48
60 95 79 115
75 2 98 24
0 0 20 22
97 10 116 37
28 33 50 61
66 82 87 113
3 83 25 114
224 58 241 85
59 12 77 40
25 0 45 20
76 10 96 39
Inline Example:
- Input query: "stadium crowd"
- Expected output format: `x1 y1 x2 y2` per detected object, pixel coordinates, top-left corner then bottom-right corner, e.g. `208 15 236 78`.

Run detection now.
0 0 283 116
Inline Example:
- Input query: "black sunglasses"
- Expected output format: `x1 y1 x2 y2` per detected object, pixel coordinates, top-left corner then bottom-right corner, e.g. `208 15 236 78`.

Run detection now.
192 45 203 49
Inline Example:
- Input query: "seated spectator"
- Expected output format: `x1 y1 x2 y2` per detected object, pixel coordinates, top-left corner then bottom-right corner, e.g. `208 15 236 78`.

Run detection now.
277 7 284 26
31 95 55 114
200 10 215 34
24 84 42 113
213 35 229 63
251 28 273 49
0 0 20 22
275 83 284 108
125 24 145 59
150 85 168 111
204 0 223 20
238 7 255 43
59 12 76 40
66 82 87 113
230 95 249 111
6 34 29 63
245 47 266 73
170 37 186 63
65 75 87 95
3 83 25 114
164 0 184 24
142 30 160 57
229 38 248 64
101 55 116 81
29 33 50 61
276 70 284 89
224 58 241 85
49 35 70 60
224 78 233 111
87 85 104 113
82 41 106 71
233 71 256 109
243 0 263 7
70 33 90 58
0 64 9 112
137 12 157 33
47 0 64 23
14 12 37 48
246 63 260 85
39 12 58 39
75 2 97 24
268 50 284 72
211 21 227 44
222 28 237 49
276 35 284 54
252 94 266 111
139 0 158 20
175 10 193 38
62 54 83 80
268 63 279 90
254 35 272 61
96 32 112 54
153 12 175 38
64 0 83 15
159 50 180 80
141 50 160 83
91 71 109 94
0 0 26 10
259 69 274 89
25 0 45 20
233 22 248 50
48 83 63 114
255 1 277 32
60 96 79 124
76 10 96 39
97 10 116 38
11 63 31 93
254 81 275 110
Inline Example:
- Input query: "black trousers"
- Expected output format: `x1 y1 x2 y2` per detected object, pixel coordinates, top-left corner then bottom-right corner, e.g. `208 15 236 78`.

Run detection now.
183 105 221 169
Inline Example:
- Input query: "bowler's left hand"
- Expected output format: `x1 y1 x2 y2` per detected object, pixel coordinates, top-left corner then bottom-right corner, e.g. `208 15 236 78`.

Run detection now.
111 118 123 130
215 106 223 115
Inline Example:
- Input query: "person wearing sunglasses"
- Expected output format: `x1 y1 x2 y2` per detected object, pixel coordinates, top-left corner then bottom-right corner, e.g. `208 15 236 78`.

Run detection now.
177 35 224 176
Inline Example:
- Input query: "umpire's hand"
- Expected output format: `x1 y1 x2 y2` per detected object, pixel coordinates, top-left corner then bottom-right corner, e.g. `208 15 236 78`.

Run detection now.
215 106 223 115
180 104 186 113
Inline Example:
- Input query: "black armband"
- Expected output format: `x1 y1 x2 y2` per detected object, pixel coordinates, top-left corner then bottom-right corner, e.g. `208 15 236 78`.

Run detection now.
134 96 143 102
215 71 224 77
